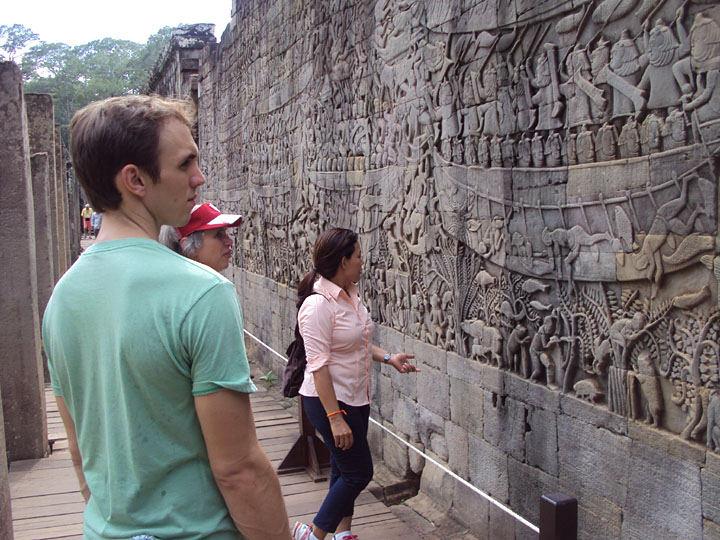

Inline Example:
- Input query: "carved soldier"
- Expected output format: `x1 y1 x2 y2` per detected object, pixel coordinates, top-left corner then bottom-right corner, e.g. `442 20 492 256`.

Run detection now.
618 116 640 158
490 135 503 168
596 121 618 161
561 44 606 128
477 134 490 168
639 18 682 111
576 124 596 164
640 112 664 154
501 136 515 168
531 132 545 167
517 133 533 167
662 106 687 149
530 314 561 390
605 30 645 117
565 131 578 165
545 130 563 167
590 37 611 122
527 45 564 131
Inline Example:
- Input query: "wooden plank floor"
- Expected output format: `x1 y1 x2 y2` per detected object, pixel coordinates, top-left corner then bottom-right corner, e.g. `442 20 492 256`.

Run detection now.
9 385 413 539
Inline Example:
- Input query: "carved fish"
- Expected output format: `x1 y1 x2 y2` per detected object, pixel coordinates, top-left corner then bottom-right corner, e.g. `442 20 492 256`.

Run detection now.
530 300 553 311
476 269 497 287
592 0 640 25
556 10 584 34
664 235 715 265
615 206 634 252
672 285 711 309
522 279 550 295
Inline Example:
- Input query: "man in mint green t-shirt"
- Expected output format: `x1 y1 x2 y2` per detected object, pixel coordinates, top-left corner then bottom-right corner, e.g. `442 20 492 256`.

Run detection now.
42 96 292 540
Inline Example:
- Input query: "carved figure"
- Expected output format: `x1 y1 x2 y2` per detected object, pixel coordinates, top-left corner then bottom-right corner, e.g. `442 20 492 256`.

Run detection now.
530 314 561 389
639 18 682 111
628 350 663 428
605 30 645 117
490 135 503 168
461 319 503 366
542 225 615 290
707 389 720 452
531 132 545 167
477 135 490 167
662 106 687 149
507 325 530 376
527 44 564 131
595 122 618 161
561 45 606 128
618 116 641 158
574 378 605 403
517 134 532 167
609 312 649 370
545 130 563 167
576 124 596 164
566 131 578 165
501 136 515 168
592 335 613 376
429 293 447 347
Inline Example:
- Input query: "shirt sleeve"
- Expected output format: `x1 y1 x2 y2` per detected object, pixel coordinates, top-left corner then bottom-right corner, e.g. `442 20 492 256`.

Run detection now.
181 281 257 396
298 294 333 372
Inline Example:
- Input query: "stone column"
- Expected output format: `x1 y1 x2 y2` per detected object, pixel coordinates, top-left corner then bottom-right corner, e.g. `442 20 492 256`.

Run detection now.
25 94 57 378
0 385 14 540
55 124 70 275
0 61 48 461
30 153 54 381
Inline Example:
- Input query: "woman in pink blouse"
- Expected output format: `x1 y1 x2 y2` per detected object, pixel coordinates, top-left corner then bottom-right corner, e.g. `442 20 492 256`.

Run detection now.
292 228 419 540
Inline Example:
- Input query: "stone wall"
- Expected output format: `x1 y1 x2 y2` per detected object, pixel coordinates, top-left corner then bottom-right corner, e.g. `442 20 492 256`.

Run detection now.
189 1 720 538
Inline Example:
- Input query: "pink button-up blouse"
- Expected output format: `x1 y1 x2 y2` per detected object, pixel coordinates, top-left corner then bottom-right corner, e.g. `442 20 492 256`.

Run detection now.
297 276 374 406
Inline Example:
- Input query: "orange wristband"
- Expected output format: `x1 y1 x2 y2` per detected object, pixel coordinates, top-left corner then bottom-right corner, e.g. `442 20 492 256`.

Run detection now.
327 409 347 418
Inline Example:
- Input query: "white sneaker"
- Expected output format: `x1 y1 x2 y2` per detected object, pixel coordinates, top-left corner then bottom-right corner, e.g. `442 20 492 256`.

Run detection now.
292 522 313 540
334 533 358 540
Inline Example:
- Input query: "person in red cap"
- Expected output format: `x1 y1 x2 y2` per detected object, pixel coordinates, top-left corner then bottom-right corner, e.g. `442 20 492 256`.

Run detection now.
159 202 242 272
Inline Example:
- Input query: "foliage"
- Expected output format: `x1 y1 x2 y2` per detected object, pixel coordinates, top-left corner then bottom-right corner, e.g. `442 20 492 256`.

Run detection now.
11 24 177 140
0 24 40 61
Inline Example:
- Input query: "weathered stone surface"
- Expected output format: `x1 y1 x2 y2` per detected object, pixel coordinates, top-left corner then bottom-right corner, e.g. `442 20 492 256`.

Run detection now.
468 433 508 502
622 444 702 539
450 376 484 436
381 420 411 477
445 421 469 479
419 459 454 511
392 392 419 440
0 384 12 540
451 480 489 540
702 460 720 524
483 393 526 462
525 406 559 476
417 365 450 420
417 405 448 461
557 416 630 507
0 61 47 462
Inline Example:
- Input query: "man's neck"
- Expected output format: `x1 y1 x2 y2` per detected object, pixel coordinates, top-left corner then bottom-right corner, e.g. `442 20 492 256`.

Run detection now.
95 208 159 242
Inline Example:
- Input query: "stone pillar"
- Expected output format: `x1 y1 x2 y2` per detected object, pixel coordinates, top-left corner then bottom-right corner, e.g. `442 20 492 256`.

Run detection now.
0 61 48 461
25 95 57 378
55 124 70 275
0 385 14 540
30 153 54 381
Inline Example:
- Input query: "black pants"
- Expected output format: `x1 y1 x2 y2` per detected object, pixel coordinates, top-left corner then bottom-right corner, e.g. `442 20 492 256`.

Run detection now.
302 396 373 533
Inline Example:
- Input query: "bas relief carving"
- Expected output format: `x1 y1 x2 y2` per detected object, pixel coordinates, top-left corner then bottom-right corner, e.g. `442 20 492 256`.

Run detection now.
199 0 720 451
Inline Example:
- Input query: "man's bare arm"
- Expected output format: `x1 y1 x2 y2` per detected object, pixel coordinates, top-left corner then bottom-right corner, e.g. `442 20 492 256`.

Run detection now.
194 389 291 540
55 396 90 503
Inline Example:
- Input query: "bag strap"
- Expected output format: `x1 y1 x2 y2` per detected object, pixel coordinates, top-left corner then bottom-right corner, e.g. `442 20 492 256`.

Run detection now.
297 290 335 349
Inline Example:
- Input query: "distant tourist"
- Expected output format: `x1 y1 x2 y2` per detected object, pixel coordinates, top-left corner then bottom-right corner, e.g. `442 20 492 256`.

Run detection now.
90 211 102 239
80 203 93 238
43 95 291 540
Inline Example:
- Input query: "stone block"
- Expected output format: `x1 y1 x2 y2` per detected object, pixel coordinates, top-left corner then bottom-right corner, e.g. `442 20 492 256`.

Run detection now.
487 499 517 540
417 405 448 461
392 392 419 440
451 479 489 540
468 433 509 502
507 456 564 526
700 466 720 525
504 371 561 412
382 422 411 477
704 518 720 540
375 372 394 420
627 419 706 465
560 392 628 436
557 415 630 507
575 491 623 540
525 406 558 476
622 443 702 539
450 376 484 436
408 440 426 476
445 421 469 479
419 459 454 511
417 365 450 419
483 393 526 462
405 335 447 372
447 352 504 394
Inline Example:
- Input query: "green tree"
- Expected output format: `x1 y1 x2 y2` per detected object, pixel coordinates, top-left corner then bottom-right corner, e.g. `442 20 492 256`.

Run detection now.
0 24 40 61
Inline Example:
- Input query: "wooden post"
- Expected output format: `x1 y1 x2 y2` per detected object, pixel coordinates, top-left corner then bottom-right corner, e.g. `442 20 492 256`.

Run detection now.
539 493 577 540
277 398 330 482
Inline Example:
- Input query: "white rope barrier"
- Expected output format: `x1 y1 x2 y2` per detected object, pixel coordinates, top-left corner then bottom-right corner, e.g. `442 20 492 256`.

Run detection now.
243 328 540 534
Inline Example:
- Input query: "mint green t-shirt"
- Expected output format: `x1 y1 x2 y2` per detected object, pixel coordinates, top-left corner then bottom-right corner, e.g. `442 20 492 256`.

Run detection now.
42 239 257 540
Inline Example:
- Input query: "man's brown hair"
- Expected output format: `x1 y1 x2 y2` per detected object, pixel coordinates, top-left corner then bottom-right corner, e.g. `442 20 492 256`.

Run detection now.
70 95 196 212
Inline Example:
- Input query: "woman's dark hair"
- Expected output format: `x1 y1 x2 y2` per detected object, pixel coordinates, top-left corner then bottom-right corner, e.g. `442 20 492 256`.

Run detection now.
297 228 358 308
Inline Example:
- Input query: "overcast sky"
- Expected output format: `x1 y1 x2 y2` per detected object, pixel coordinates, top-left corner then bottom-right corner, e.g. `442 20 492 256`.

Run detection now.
3 0 233 46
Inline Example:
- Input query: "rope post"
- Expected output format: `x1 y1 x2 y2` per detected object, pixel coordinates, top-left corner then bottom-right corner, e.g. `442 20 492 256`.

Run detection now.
276 398 331 482
539 493 577 540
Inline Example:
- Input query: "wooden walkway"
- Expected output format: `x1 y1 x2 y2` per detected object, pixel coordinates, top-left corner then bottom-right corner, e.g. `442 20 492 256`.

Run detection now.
9 386 413 539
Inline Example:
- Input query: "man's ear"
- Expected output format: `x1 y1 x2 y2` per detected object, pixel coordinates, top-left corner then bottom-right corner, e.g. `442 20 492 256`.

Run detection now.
117 164 149 198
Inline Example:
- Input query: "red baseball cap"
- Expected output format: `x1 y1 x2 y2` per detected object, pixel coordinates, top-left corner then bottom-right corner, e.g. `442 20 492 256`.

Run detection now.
177 203 243 238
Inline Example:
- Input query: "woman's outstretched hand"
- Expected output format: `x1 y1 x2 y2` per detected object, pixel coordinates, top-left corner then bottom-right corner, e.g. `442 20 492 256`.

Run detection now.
329 415 354 450
389 353 420 374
